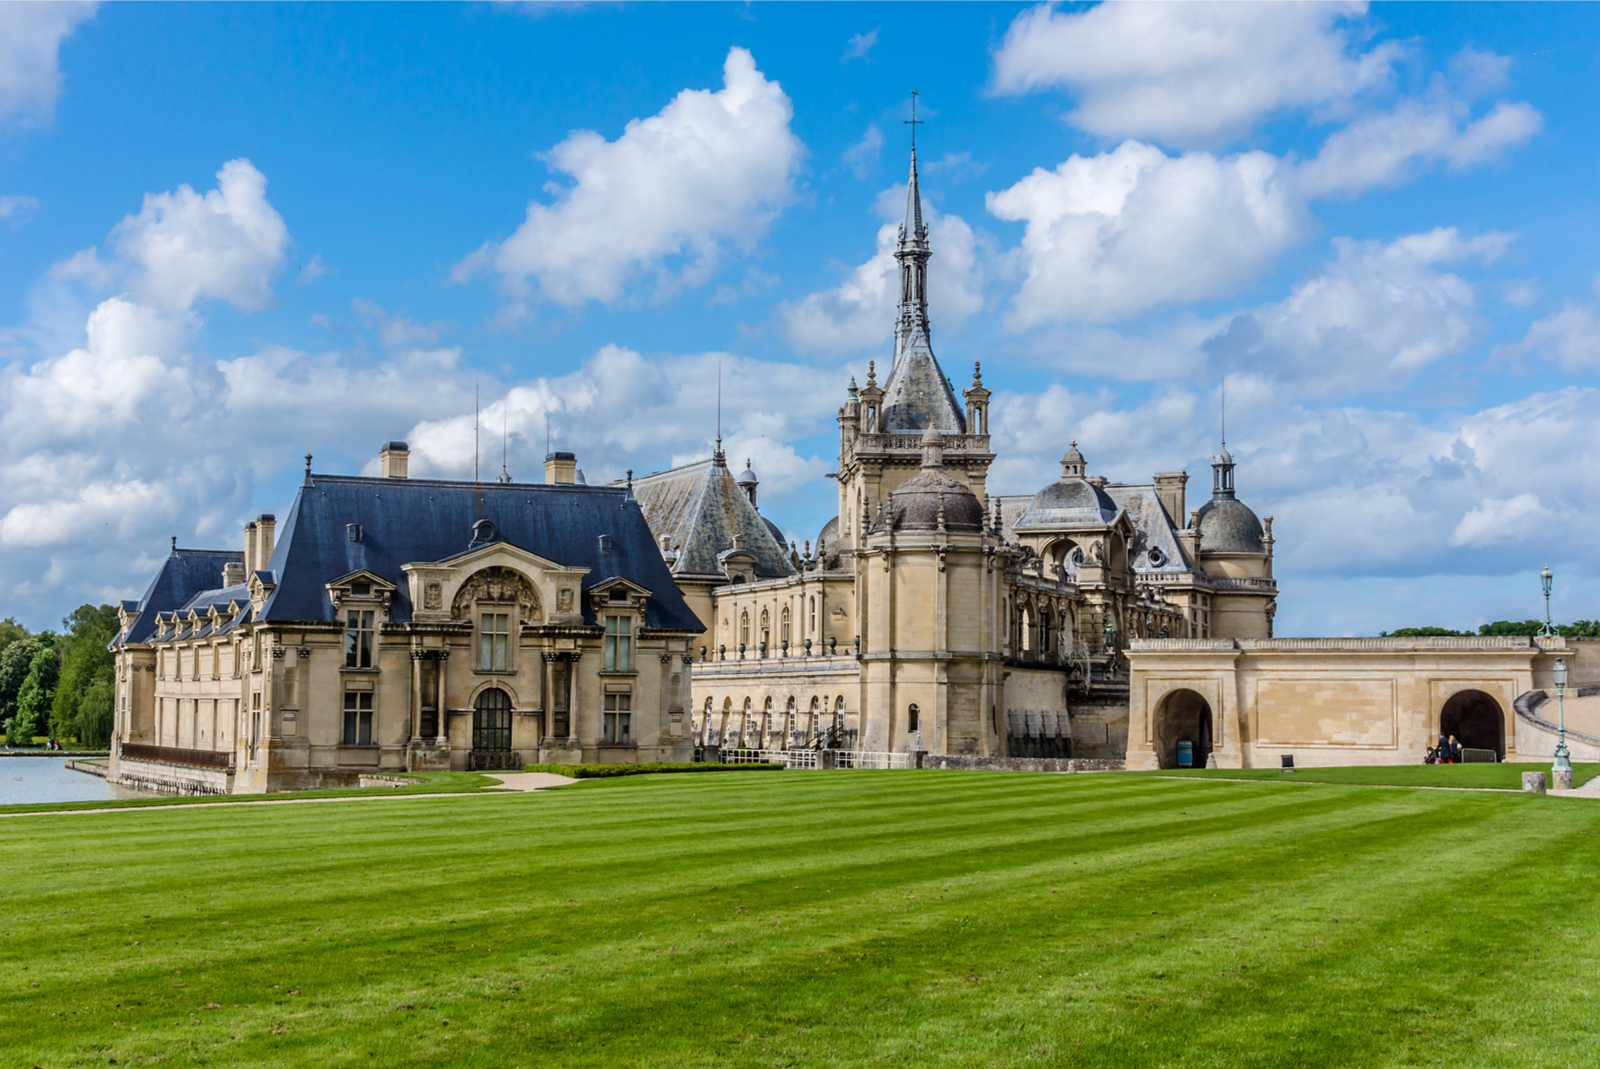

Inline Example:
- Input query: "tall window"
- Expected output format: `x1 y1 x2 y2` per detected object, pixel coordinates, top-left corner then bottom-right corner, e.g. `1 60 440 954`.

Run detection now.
342 691 373 745
345 609 375 668
478 612 509 670
809 596 816 637
473 688 512 750
760 609 770 652
604 693 632 744
604 616 632 671
739 611 750 647
551 659 571 738
780 607 791 646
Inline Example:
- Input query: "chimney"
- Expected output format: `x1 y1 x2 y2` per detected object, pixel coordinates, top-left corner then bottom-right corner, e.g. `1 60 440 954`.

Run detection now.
222 561 245 587
380 441 410 478
254 514 277 572
544 451 577 485
1153 471 1188 527
243 521 257 574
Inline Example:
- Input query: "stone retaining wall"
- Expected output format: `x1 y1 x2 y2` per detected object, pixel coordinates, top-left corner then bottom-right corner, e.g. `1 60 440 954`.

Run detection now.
922 755 1125 774
111 756 234 796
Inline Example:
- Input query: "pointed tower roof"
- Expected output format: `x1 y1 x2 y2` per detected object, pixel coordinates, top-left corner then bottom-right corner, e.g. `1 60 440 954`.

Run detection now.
880 124 965 434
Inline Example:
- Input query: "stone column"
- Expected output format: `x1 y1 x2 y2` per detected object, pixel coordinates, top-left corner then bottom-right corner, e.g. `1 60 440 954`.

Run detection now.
566 652 581 742
434 649 450 746
410 649 423 741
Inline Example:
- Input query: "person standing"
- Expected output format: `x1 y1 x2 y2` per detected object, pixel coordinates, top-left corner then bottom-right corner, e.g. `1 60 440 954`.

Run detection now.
1449 734 1463 763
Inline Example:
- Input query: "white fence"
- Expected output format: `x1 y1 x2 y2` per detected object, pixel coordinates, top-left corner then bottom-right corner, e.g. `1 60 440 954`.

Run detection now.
715 748 914 770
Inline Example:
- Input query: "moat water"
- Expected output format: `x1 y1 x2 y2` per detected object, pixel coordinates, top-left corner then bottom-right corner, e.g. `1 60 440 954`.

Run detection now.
0 757 158 805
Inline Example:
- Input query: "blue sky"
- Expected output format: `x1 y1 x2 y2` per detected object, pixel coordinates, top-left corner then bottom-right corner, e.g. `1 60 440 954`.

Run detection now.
2 1 1599 635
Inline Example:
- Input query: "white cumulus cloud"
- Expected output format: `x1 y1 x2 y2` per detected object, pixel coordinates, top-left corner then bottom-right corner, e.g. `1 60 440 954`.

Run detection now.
986 140 1308 327
112 159 289 312
0 1 96 130
1203 227 1510 395
1299 51 1541 197
990 1 1397 147
460 47 803 312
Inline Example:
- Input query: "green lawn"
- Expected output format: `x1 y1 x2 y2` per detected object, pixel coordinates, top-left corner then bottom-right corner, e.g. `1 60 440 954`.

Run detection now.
1147 761 1600 790
4 771 1599 1068
0 770 500 816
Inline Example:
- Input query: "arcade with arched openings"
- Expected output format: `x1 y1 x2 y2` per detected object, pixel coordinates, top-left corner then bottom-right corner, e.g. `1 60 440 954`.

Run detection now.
1440 689 1506 759
1152 687 1214 769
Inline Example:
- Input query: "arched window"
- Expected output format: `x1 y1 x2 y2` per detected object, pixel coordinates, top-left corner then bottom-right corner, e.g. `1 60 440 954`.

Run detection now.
763 696 774 744
742 698 753 747
1021 605 1034 654
760 609 771 653
781 607 791 646
787 697 798 746
701 696 714 745
473 688 512 751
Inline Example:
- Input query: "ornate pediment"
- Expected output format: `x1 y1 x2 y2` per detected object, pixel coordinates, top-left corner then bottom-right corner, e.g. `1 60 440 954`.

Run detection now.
451 566 543 624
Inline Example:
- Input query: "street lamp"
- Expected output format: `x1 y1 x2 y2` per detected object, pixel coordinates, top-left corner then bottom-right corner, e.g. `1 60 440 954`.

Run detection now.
1553 656 1572 776
1540 564 1556 637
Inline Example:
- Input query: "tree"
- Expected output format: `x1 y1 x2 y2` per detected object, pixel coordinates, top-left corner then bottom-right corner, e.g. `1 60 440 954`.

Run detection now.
1380 627 1471 637
10 644 60 746
50 604 119 744
0 617 28 659
1478 620 1545 637
1 637 44 744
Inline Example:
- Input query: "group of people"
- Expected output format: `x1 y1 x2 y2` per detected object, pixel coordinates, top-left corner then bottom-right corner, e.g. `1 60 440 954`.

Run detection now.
1425 734 1464 764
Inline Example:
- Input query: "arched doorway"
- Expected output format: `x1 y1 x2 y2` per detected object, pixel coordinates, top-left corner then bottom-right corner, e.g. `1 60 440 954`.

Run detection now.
1153 689 1213 769
1440 690 1505 759
473 688 512 751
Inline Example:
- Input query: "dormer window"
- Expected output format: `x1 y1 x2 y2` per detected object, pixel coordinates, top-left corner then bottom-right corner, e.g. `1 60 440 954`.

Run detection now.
608 587 628 602
352 582 371 597
347 523 362 543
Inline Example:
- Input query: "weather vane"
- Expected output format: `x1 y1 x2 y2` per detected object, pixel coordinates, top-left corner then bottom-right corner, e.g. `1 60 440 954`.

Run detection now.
905 88 922 153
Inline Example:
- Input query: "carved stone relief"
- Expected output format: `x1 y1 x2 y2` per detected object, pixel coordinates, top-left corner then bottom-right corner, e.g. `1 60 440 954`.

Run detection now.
450 566 543 624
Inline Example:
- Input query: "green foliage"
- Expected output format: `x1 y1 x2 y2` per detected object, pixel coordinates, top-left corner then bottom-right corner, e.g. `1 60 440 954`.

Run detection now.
1477 619 1546 636
2 637 48 745
1557 619 1600 637
523 761 785 778
50 604 119 745
10 644 61 745
1379 626 1471 637
0 617 29 658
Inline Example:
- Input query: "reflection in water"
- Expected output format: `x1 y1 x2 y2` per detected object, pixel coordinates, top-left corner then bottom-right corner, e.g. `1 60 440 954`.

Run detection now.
0 757 158 805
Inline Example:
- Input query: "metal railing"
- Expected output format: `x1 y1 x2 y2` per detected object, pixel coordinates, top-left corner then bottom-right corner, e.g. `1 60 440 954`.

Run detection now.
118 742 233 770
720 748 817 769
833 750 916 770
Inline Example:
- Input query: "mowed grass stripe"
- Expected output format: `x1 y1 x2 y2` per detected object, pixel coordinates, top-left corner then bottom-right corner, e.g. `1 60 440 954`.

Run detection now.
4 772 1598 1068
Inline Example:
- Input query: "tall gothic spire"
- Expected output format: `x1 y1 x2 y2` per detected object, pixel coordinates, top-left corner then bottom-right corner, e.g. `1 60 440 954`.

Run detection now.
894 97 932 367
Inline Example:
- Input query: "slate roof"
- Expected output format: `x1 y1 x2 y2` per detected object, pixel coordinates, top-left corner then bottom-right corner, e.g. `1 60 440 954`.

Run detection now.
626 457 796 581
880 347 966 433
249 474 702 631
118 549 244 646
998 484 1195 577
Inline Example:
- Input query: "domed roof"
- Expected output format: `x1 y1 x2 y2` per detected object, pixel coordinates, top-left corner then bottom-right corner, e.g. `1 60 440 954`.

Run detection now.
1014 478 1118 530
888 469 985 532
1196 496 1264 554
736 461 758 486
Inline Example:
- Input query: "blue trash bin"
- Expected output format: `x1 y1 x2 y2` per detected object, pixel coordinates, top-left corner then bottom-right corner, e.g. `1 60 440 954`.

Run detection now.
1178 740 1193 768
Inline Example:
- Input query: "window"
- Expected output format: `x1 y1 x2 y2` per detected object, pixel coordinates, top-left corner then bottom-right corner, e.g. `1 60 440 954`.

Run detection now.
809 596 816 637
760 609 770 651
345 609 375 668
907 704 920 732
250 691 261 758
473 688 512 750
551 659 571 738
608 586 628 602
780 607 791 646
343 691 373 745
740 611 749 647
604 615 632 672
478 612 509 671
603 693 632 744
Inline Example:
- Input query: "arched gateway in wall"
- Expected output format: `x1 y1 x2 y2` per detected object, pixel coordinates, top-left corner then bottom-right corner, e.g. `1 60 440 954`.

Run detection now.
1153 688 1213 769
1440 689 1506 759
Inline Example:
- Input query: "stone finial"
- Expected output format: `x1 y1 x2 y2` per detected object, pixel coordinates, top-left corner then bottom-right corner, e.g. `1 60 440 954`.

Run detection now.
973 361 982 385
866 360 877 387
920 425 944 469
